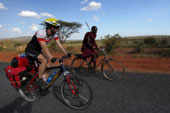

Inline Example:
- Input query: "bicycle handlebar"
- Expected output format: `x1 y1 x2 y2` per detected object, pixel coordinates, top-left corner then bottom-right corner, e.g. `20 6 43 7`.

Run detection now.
51 53 72 63
98 47 107 55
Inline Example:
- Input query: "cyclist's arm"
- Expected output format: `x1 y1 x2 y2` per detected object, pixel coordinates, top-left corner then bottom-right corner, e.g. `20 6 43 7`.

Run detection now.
39 41 53 59
55 39 68 55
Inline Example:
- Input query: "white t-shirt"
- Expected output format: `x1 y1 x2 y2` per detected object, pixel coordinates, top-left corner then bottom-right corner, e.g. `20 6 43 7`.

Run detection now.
36 29 59 44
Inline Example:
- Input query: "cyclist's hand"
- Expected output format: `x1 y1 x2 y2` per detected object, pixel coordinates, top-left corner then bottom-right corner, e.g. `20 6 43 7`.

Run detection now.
66 53 72 58
51 57 57 63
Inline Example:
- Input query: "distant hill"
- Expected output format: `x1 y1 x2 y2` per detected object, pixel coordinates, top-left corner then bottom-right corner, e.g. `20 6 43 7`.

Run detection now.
0 36 32 42
124 35 170 40
1 35 170 43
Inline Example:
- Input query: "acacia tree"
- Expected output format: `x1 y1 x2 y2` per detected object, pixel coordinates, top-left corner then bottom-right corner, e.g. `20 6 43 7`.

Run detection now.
58 20 82 43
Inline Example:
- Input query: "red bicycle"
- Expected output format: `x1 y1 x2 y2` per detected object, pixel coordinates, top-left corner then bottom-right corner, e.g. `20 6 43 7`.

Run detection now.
6 54 92 109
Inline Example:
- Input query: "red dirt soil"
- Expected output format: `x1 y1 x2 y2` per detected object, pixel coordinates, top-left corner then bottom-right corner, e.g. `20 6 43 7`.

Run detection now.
0 51 170 74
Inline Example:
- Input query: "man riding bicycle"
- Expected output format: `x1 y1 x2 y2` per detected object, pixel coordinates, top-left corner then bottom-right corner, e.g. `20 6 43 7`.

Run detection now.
25 18 70 90
81 26 99 70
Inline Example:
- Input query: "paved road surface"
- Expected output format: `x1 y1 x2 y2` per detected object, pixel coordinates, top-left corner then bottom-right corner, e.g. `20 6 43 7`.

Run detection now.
0 62 170 113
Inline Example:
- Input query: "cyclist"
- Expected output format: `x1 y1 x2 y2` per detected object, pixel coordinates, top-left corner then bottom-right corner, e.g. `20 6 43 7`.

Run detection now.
25 18 70 90
81 26 99 70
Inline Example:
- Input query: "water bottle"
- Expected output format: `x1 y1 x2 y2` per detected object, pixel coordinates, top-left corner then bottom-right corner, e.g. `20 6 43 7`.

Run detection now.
47 71 56 83
20 54 26 58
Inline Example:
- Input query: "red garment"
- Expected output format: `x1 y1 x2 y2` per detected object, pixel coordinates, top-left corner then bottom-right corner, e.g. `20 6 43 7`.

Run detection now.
81 32 98 59
82 48 98 58
81 32 98 52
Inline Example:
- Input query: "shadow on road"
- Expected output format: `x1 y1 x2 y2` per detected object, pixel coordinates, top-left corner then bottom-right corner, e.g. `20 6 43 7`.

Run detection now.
0 97 32 113
75 70 108 81
52 85 66 105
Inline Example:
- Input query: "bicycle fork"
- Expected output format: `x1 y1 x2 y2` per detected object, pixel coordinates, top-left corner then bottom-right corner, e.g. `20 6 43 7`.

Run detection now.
66 73 77 95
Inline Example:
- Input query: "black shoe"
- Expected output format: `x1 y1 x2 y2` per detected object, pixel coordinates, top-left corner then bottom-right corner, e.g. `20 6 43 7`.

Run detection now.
38 79 48 89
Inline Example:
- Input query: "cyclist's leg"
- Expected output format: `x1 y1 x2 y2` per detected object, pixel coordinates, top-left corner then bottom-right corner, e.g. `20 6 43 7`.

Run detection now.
26 49 46 76
90 51 98 69
25 50 48 93
42 65 51 82
40 52 51 80
82 49 98 69
37 54 48 79
36 54 51 91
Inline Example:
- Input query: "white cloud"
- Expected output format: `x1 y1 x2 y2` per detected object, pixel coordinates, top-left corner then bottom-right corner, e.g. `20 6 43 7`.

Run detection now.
0 3 7 10
12 27 22 33
81 25 87 28
18 10 54 18
40 12 54 17
93 16 100 21
81 1 102 11
18 10 40 18
148 18 153 22
0 24 2 28
30 24 38 31
81 0 88 4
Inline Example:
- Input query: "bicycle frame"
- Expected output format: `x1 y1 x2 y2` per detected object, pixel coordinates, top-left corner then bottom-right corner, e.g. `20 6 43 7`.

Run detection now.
85 48 108 69
45 65 63 89
26 57 77 95
96 48 109 68
95 56 106 69
46 63 77 95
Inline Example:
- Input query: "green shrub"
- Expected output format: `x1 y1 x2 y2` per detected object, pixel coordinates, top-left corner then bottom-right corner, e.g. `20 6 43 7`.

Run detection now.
102 34 122 53
161 39 168 45
14 41 24 47
144 37 156 45
157 49 170 57
48 41 58 51
66 46 73 52
132 41 145 53
0 46 3 51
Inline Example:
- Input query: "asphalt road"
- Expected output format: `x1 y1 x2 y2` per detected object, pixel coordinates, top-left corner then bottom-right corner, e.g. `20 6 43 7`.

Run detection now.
0 62 170 113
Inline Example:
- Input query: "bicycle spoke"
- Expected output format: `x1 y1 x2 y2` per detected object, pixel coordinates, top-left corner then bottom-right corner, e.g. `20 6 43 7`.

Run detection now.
102 58 125 81
30 91 36 99
61 77 92 109
106 62 122 79
71 58 92 76
106 61 113 71
18 81 40 101
78 94 88 103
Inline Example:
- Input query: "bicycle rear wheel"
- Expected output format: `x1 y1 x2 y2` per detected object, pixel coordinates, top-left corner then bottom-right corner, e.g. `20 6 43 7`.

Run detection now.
18 78 40 101
61 77 93 109
71 57 93 76
101 58 125 81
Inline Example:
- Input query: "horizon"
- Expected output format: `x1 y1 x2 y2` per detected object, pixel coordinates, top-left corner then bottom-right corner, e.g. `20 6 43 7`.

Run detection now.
1 34 170 41
0 0 170 40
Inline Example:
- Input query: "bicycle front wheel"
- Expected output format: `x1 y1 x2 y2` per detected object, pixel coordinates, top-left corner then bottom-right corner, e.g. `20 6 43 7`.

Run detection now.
101 58 125 81
61 77 93 109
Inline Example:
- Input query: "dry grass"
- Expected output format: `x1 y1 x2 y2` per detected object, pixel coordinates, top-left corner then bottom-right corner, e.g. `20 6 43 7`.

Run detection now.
0 35 170 57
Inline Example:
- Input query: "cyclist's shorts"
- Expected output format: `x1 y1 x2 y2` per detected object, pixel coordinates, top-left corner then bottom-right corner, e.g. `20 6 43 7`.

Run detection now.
25 48 41 59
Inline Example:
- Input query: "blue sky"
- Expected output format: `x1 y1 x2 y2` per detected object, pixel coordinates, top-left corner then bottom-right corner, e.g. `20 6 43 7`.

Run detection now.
0 0 170 40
